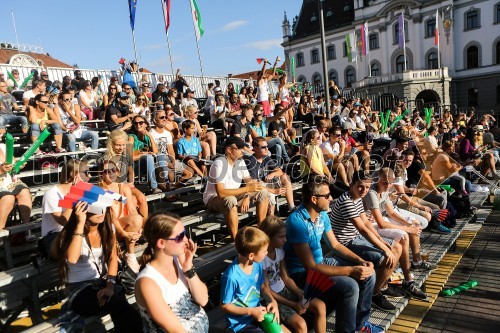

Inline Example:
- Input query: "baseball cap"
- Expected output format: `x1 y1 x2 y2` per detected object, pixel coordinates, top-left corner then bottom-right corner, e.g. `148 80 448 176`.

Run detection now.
473 125 484 132
213 87 222 92
224 137 246 149
185 88 195 94
118 92 129 99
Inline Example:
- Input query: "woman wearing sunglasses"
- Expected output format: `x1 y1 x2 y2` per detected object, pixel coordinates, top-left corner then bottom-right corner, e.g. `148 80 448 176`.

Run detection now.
128 115 163 194
57 202 142 333
102 85 118 112
135 213 209 333
132 92 151 120
28 94 66 154
98 159 143 272
54 90 99 153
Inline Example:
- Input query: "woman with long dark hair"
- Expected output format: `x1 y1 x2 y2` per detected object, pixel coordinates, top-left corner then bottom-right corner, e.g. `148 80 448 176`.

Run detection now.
135 213 209 332
459 127 499 179
57 203 141 333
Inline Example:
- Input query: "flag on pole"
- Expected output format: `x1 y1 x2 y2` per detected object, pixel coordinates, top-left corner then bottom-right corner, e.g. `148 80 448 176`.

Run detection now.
162 0 171 33
346 34 352 62
398 12 405 49
360 22 368 56
434 9 439 46
128 0 138 30
190 0 204 41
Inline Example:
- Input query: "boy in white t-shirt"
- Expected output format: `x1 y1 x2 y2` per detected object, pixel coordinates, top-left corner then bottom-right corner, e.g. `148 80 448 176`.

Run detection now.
259 217 326 333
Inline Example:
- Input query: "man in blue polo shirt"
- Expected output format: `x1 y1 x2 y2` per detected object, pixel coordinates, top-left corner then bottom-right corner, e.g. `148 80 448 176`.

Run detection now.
284 174 383 333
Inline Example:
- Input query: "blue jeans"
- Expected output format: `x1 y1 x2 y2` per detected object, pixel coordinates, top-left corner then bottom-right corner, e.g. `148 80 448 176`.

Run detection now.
346 235 394 269
30 122 63 137
0 114 28 131
134 154 158 189
292 256 375 333
64 130 99 152
442 176 471 193
268 137 290 165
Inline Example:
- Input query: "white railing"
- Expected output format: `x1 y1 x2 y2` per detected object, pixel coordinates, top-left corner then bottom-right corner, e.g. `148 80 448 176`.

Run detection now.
352 73 403 89
402 67 448 80
0 64 276 99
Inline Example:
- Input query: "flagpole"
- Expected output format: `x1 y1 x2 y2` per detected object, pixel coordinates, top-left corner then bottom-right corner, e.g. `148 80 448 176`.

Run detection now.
402 12 407 71
189 0 205 89
11 10 20 47
437 9 441 69
131 29 139 71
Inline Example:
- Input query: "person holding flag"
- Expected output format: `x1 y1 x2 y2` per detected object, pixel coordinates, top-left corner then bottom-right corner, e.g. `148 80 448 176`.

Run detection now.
257 57 280 117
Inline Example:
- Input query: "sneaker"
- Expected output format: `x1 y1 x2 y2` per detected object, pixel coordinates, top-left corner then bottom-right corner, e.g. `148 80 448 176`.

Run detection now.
356 320 385 333
460 190 469 196
372 293 396 311
54 148 67 154
402 281 427 300
381 284 405 299
125 253 140 273
431 223 451 234
411 260 438 271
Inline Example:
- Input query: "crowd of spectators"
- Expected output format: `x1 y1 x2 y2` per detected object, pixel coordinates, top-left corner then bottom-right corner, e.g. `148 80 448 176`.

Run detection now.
0 61 499 333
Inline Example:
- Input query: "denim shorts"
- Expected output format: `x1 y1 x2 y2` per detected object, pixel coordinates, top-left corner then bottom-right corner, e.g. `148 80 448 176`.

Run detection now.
346 235 395 269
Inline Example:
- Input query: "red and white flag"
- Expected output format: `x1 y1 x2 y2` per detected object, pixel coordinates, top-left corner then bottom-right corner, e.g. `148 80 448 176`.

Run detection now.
360 22 368 56
162 0 171 33
434 9 439 46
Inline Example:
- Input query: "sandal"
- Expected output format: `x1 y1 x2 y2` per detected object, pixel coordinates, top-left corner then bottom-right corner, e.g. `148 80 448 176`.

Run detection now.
163 195 179 202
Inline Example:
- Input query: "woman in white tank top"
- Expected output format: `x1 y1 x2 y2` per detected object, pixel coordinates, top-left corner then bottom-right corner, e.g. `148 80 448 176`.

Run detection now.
135 213 209 332
278 73 296 129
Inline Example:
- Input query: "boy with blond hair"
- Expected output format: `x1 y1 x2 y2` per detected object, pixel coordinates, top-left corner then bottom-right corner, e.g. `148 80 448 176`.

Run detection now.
220 226 290 333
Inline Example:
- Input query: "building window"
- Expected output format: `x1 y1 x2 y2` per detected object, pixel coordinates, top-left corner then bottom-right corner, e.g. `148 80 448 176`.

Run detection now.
426 19 436 38
468 88 478 107
296 52 304 67
396 55 406 73
497 85 500 104
343 41 348 57
496 41 500 64
496 4 500 23
370 63 380 76
328 70 338 84
427 52 438 69
311 49 320 64
465 10 480 30
369 33 379 50
467 46 479 68
297 75 306 84
327 45 336 60
345 68 356 87
312 73 321 85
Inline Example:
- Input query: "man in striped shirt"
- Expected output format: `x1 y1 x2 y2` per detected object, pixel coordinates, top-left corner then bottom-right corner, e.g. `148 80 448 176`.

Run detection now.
329 172 402 312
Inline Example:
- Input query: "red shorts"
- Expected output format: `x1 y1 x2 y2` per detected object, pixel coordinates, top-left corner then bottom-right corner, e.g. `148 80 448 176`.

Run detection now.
259 101 271 116
280 100 290 108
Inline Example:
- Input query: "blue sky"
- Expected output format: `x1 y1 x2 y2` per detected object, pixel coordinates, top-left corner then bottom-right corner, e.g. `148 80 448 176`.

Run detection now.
0 0 302 77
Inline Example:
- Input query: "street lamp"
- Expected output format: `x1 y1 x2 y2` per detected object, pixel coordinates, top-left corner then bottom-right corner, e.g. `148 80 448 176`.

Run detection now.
318 0 331 118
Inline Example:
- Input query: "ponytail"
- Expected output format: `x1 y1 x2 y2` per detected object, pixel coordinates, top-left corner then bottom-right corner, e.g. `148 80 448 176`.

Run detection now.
140 243 154 271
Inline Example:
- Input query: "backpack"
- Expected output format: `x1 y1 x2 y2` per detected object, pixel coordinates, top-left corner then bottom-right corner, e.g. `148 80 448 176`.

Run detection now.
448 195 474 219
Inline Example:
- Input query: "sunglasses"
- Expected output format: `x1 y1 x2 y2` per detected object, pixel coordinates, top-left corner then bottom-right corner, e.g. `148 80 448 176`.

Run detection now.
168 113 175 116
63 98 71 102
39 100 49 103
158 116 167 120
109 87 117 90
134 121 146 126
138 98 146 101
166 230 186 243
313 192 331 199
259 145 268 149
102 167 118 175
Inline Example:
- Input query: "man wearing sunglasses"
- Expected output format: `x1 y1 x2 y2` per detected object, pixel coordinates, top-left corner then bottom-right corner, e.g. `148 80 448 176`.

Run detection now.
22 78 46 106
105 92 134 131
284 175 381 333
203 137 269 240
243 137 295 215
180 88 197 114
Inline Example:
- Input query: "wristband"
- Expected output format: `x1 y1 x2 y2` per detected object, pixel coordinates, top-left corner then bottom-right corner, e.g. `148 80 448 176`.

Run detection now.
183 268 197 279
73 233 85 238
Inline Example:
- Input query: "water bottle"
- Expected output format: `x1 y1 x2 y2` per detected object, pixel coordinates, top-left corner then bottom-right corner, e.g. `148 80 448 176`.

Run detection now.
261 313 283 333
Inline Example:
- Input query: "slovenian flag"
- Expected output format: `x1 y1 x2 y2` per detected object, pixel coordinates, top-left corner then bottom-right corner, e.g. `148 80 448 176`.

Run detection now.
360 22 368 56
162 0 171 33
58 182 127 215
435 9 439 46
190 0 204 41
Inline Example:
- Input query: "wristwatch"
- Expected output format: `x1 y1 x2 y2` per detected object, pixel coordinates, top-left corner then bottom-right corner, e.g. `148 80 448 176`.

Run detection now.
183 268 197 279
